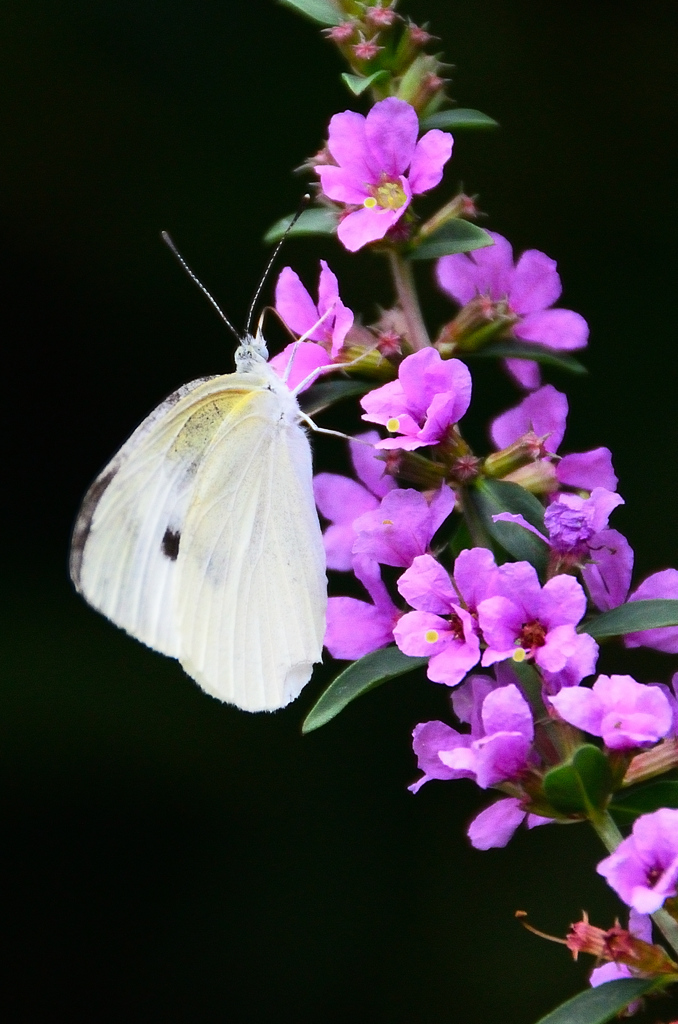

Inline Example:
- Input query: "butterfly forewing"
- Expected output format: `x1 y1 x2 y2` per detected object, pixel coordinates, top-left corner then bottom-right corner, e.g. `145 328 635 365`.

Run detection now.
70 363 327 710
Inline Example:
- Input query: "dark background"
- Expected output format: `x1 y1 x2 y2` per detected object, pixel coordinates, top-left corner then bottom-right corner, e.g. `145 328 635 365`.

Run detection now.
2 1 678 1021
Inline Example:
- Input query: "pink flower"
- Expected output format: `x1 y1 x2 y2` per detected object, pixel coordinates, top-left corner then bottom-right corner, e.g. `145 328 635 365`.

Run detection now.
352 485 455 568
313 431 396 571
274 261 353 358
393 548 499 687
477 561 599 691
436 231 588 389
317 97 453 252
597 809 678 914
466 797 552 850
361 348 472 450
324 556 401 660
549 674 673 750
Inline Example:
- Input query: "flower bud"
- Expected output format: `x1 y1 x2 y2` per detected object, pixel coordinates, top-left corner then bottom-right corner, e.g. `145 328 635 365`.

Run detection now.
483 432 546 479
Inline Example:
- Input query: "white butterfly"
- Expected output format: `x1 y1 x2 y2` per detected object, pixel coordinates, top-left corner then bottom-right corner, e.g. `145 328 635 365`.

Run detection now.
69 320 328 713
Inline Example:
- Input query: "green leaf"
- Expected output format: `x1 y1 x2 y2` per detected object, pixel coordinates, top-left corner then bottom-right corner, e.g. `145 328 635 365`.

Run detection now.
542 744 613 816
468 478 548 574
610 781 678 825
299 379 372 416
468 340 588 376
277 0 342 27
578 599 678 639
534 979 657 1024
420 108 499 131
408 220 493 261
263 207 337 244
341 70 390 96
302 647 428 734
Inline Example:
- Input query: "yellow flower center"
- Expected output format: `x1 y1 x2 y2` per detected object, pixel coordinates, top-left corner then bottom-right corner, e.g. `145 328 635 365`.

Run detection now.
512 648 527 663
364 176 407 212
425 630 439 644
386 417 400 433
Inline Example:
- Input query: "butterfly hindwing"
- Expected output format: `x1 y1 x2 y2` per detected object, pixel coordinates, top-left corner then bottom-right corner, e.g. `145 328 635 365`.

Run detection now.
175 379 327 710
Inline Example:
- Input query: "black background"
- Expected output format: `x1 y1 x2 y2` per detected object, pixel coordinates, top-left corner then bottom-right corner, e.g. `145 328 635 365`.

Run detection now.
2 1 678 1021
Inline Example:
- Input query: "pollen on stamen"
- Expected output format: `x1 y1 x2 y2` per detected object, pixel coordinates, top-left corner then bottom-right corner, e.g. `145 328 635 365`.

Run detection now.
382 518 394 526
425 630 439 643
364 197 378 209
386 417 400 432
512 648 527 663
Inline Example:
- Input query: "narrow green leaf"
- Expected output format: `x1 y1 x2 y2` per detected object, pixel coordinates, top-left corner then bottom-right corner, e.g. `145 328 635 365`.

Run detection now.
420 108 499 131
468 340 588 376
299 379 372 416
277 0 342 27
302 647 428 734
408 220 493 261
341 70 390 96
578 599 678 639
542 745 613 815
468 478 548 574
610 781 678 825
534 979 657 1024
264 207 337 244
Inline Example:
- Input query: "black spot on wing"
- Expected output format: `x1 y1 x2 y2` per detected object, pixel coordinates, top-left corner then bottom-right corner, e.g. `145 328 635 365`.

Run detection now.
161 528 181 561
69 467 118 588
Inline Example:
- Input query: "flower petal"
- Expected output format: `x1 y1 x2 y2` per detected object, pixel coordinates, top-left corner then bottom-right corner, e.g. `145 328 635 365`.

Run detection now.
408 129 453 194
509 249 562 314
325 109 375 179
514 308 589 351
316 164 369 205
275 266 321 339
467 798 526 850
365 97 418 177
337 205 403 252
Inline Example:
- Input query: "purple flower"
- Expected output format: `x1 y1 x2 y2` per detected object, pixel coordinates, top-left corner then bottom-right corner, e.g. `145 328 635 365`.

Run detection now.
274 261 354 358
352 485 455 567
557 449 618 492
543 489 624 556
314 431 396 571
549 674 673 750
438 684 534 788
410 680 534 791
477 562 599 690
624 569 678 654
491 384 568 454
393 548 499 687
269 340 330 394
361 348 472 451
581 529 634 613
466 797 552 850
324 555 401 660
436 231 588 388
317 97 453 252
597 808 678 914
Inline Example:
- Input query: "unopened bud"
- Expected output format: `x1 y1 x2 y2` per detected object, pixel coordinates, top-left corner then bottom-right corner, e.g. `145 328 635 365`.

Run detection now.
408 22 436 47
503 460 559 496
324 22 356 44
623 738 678 788
388 450 448 488
365 4 398 29
484 432 547 479
353 38 383 61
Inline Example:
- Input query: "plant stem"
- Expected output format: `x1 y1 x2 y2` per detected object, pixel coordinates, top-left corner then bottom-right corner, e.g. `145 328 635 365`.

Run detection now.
388 251 431 350
590 811 678 956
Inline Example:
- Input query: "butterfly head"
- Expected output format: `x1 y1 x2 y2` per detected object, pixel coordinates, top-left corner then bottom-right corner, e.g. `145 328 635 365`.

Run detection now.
234 329 269 371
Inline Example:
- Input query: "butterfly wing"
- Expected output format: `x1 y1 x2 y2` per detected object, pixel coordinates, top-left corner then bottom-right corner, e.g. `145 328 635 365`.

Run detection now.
70 368 327 710
174 378 327 711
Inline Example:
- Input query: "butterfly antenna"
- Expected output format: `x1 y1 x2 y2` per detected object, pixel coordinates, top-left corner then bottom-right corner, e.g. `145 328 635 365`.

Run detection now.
244 193 311 337
161 230 241 343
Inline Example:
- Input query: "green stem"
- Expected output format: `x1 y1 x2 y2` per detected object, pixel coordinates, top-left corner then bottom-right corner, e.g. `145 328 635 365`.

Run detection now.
387 251 431 350
590 811 678 957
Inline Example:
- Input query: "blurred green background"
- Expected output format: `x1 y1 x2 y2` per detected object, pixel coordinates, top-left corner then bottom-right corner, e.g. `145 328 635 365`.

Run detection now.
2 1 678 1020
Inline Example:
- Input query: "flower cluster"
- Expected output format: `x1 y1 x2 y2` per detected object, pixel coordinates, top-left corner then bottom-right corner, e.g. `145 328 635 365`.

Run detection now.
263 8 678 1007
